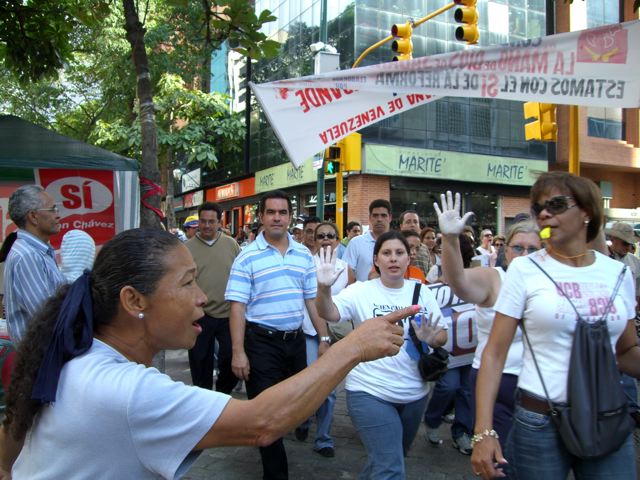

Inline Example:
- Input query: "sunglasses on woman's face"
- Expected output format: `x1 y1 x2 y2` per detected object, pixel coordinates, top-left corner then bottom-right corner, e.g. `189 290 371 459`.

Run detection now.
316 233 336 240
531 195 576 217
509 245 539 255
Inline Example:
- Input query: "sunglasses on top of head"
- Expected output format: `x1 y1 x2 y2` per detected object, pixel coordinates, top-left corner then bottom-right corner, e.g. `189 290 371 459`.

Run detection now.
531 195 576 217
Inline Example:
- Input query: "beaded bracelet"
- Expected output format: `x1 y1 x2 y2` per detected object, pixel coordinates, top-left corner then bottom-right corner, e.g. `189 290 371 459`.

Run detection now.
470 429 499 447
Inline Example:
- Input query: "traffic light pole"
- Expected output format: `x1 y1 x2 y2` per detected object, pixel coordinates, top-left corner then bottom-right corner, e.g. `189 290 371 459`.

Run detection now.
336 163 344 237
352 2 456 68
316 0 328 220
568 105 580 175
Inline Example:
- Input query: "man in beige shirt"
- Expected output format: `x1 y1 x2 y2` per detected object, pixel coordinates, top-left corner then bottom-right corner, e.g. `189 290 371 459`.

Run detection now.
186 202 240 393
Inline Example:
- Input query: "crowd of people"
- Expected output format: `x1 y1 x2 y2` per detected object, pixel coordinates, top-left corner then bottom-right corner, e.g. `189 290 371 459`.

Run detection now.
0 172 639 480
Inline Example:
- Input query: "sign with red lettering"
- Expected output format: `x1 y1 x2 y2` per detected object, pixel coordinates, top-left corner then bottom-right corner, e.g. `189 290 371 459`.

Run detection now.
251 20 640 167
36 169 116 248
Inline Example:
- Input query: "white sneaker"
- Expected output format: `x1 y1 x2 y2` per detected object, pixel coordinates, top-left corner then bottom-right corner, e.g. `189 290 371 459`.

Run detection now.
425 428 443 445
442 411 455 424
452 433 473 455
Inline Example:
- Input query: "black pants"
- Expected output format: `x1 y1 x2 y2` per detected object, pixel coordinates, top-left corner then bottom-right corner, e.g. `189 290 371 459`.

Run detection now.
188 315 237 394
244 324 307 480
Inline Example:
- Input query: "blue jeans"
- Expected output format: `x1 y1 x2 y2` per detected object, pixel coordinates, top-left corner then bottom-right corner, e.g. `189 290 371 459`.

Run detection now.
347 390 428 480
620 373 638 412
508 405 637 479
298 334 336 450
424 365 472 440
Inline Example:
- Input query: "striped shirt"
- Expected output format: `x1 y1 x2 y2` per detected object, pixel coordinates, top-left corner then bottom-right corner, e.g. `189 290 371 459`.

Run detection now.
225 232 317 331
3 230 66 342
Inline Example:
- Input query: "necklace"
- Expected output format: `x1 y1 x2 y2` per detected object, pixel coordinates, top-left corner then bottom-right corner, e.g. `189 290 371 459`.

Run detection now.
546 245 590 260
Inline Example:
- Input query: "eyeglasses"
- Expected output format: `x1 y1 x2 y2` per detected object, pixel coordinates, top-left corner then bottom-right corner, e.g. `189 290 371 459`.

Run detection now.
316 233 337 240
37 205 59 214
483 233 493 237
531 195 576 217
494 242 505 248
509 245 539 255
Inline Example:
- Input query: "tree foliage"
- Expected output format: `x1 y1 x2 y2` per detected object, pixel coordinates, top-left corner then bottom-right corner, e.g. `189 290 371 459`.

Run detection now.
0 0 279 84
94 73 244 169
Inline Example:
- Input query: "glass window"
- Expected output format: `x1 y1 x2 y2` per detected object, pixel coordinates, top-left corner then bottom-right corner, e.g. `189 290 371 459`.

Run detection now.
585 0 622 140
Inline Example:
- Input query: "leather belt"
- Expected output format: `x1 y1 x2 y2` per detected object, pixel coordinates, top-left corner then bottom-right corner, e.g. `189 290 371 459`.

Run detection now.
248 322 301 341
515 388 562 416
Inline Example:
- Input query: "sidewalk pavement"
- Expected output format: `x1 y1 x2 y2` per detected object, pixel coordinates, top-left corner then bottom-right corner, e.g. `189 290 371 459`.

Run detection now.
166 349 494 480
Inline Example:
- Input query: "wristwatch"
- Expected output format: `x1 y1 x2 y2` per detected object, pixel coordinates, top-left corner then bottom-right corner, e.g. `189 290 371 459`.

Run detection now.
319 336 332 344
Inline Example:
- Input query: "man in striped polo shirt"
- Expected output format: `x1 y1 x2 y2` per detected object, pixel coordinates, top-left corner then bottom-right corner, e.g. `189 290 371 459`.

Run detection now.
4 185 66 343
225 190 330 480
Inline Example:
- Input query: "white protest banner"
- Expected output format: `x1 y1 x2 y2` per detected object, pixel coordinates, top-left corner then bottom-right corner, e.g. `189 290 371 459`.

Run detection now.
251 20 640 167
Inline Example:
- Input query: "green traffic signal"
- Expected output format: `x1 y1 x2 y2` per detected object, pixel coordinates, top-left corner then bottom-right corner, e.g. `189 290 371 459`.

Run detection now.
325 160 340 175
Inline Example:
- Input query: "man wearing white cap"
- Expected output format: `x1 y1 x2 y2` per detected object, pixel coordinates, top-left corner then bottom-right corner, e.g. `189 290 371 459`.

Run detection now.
292 224 304 243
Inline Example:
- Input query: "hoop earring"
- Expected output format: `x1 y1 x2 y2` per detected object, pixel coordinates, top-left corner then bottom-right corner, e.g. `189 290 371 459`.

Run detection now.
138 312 145 320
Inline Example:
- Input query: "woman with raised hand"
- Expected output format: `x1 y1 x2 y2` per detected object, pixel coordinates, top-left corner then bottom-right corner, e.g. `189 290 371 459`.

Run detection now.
471 172 640 479
0 228 416 480
434 191 540 457
297 221 349 457
316 230 447 480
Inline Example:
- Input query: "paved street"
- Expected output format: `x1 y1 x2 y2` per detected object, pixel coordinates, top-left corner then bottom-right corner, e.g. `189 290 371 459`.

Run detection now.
165 349 493 480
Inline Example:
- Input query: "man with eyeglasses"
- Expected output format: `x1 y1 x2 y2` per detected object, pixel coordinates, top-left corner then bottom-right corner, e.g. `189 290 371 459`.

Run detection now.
185 202 240 393
4 185 66 343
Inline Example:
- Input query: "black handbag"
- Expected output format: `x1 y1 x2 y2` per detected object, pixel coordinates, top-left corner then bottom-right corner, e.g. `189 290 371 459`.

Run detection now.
522 259 634 459
408 283 449 382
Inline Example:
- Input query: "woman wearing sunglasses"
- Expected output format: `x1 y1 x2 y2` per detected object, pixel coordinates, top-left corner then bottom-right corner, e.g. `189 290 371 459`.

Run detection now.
297 222 348 457
434 192 540 465
472 172 640 479
316 230 447 479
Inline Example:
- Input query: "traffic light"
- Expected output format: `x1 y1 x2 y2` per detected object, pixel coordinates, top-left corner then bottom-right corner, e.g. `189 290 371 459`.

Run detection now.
523 102 557 142
342 133 362 171
453 0 479 45
324 145 341 175
391 22 413 61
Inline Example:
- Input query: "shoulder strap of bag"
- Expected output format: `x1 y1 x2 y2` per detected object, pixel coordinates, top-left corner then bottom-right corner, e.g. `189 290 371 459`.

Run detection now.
521 258 627 412
408 282 426 355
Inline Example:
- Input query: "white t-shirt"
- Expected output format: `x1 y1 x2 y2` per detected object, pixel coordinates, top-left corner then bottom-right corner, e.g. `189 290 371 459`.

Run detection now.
472 267 523 375
332 278 445 403
302 256 348 335
13 340 230 480
495 250 635 403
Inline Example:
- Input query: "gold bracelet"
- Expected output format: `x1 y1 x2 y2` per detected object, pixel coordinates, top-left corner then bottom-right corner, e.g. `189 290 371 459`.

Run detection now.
470 429 499 447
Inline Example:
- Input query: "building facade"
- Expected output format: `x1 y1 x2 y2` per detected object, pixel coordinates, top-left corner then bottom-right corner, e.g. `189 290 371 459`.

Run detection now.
176 0 639 237
553 0 640 222
250 0 551 234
